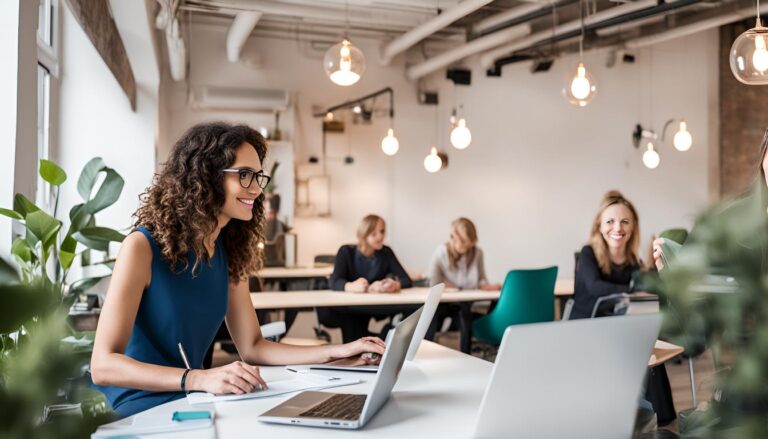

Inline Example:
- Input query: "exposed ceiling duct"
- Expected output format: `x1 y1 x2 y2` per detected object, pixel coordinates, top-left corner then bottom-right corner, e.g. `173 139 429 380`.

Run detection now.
406 23 532 80
625 3 767 49
471 3 545 35
156 0 187 81
479 0 661 69
380 0 494 66
226 11 262 63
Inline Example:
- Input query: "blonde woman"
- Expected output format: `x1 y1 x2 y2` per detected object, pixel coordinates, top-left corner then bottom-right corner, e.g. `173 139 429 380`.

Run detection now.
572 191 642 319
428 218 501 291
322 215 414 342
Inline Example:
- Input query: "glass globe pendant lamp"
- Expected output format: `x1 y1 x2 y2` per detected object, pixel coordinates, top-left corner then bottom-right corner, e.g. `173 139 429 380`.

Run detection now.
324 38 365 86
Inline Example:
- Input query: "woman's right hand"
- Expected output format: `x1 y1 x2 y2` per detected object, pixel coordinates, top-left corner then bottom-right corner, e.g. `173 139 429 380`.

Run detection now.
345 278 369 292
187 361 267 394
652 238 665 271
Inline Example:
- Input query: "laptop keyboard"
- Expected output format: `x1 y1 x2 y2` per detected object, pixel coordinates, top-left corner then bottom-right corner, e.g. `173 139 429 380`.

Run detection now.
299 394 367 420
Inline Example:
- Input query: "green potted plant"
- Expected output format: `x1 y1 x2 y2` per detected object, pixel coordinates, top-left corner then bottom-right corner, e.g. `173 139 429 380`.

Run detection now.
0 157 127 436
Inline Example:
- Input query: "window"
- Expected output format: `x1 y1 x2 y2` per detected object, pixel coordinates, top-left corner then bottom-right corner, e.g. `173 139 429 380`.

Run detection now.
36 0 58 210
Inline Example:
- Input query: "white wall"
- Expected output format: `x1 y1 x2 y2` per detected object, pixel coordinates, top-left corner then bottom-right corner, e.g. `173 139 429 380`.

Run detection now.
56 1 158 279
164 26 717 282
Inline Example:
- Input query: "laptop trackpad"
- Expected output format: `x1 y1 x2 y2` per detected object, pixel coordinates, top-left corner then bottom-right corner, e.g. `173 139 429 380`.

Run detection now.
261 391 335 418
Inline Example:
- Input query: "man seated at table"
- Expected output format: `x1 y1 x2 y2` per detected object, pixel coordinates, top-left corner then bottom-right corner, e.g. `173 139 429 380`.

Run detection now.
319 214 415 343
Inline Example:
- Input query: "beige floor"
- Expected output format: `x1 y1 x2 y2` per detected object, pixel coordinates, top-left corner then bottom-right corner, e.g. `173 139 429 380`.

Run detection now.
213 310 718 433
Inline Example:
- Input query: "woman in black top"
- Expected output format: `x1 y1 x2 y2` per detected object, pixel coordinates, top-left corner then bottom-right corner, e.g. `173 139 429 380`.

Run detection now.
573 191 642 319
320 214 414 342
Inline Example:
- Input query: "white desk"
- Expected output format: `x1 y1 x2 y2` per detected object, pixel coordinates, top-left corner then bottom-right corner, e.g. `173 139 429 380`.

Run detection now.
258 266 334 280
94 341 492 438
250 287 500 309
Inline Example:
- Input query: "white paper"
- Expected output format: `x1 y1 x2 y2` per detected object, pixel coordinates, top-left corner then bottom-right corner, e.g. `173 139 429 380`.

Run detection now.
186 373 360 405
92 411 213 438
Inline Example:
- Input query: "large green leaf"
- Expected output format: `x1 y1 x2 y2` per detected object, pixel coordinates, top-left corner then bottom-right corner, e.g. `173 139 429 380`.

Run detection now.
39 159 67 186
72 227 125 252
11 238 34 264
83 168 124 214
69 275 108 294
0 257 19 285
59 235 78 270
0 208 23 220
25 211 61 247
77 157 106 201
13 194 40 218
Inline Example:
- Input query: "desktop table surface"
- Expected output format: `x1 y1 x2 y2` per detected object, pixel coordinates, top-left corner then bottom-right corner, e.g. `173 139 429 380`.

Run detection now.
250 280 577 310
95 341 493 438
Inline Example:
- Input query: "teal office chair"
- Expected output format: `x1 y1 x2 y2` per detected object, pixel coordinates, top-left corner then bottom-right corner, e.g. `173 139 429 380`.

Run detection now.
472 266 558 345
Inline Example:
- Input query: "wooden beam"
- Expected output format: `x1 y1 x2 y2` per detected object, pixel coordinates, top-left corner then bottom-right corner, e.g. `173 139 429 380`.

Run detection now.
65 0 137 110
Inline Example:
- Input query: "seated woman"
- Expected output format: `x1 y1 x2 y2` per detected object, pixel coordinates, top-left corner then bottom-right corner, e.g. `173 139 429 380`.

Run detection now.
321 214 413 343
90 123 384 418
427 218 500 338
572 190 642 319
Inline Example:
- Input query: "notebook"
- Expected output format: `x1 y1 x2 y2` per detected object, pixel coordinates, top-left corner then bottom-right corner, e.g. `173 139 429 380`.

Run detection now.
92 410 213 438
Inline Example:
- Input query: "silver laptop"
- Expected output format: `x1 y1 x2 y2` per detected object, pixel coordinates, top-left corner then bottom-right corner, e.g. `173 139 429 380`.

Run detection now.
259 305 424 429
473 314 661 439
286 284 444 373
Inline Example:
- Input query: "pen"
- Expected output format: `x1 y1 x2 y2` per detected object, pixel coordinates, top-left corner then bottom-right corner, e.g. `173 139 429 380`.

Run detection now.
178 342 192 369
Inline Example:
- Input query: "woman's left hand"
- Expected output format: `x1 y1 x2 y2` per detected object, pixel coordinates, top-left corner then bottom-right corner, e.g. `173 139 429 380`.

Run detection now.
330 336 386 364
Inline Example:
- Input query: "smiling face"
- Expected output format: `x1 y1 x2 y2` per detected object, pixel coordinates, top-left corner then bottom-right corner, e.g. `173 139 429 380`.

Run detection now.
599 203 635 253
219 142 263 224
365 219 386 252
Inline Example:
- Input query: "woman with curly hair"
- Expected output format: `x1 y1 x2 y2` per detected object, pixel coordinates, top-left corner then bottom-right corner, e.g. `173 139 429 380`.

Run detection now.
90 122 384 418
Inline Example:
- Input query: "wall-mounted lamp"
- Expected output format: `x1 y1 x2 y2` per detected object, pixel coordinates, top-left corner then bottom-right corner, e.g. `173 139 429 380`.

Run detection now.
661 119 693 152
633 124 660 169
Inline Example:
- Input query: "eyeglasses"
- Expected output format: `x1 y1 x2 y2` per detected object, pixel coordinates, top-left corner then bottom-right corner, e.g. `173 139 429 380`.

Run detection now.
222 168 271 189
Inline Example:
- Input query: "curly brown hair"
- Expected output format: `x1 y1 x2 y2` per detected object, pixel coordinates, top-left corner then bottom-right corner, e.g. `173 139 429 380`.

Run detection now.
133 122 266 283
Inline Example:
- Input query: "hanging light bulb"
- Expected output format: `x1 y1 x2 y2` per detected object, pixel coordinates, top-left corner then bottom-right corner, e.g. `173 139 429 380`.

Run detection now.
423 147 442 173
564 62 597 107
673 121 693 152
323 39 365 86
450 118 472 150
381 128 399 156
642 142 661 169
730 2 768 86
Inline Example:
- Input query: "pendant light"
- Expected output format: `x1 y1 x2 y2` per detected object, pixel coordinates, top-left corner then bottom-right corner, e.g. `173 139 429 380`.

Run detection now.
324 2 365 86
424 147 442 173
563 0 596 107
730 0 768 85
380 91 399 155
450 119 472 149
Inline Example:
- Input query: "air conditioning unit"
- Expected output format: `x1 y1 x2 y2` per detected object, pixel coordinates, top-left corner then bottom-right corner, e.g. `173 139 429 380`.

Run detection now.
189 86 289 112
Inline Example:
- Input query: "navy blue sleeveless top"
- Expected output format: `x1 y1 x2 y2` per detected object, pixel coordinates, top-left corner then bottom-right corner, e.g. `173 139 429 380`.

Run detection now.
94 226 229 418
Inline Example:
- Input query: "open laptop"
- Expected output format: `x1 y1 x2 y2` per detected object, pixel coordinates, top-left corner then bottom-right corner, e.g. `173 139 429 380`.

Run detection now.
287 283 445 373
259 305 424 429
473 314 661 439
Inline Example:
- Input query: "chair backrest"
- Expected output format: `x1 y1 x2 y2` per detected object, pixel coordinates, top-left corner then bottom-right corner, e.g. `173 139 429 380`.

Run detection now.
472 266 558 345
313 254 336 265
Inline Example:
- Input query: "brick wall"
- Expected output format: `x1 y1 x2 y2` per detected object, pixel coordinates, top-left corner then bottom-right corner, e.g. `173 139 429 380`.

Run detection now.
719 21 768 197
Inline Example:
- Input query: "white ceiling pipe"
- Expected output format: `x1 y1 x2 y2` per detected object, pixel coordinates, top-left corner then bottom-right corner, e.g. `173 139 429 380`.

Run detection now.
625 4 768 49
380 0 494 66
472 2 544 35
167 18 186 81
479 0 657 68
226 11 262 63
190 0 434 29
406 23 532 80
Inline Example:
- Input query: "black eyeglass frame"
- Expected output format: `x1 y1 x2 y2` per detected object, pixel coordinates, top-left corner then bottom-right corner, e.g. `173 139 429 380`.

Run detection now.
222 168 271 189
